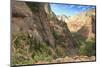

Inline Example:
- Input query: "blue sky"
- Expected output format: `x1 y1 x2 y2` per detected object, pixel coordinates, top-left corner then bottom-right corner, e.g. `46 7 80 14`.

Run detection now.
50 4 95 16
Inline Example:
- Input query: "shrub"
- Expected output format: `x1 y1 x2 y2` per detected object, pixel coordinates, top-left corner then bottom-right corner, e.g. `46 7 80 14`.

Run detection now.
26 2 39 12
71 32 96 56
79 39 96 56
12 32 53 64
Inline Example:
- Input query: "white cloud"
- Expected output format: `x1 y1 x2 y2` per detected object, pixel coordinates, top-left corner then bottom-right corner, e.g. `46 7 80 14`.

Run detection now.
69 5 74 8
81 7 87 11
91 6 95 9
77 6 83 9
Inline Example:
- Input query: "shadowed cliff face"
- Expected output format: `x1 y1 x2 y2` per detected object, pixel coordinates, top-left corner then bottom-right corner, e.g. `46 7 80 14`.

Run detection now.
12 1 55 48
11 1 95 65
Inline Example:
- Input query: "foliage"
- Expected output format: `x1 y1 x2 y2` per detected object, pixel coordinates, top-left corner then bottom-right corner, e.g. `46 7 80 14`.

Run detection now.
26 2 39 12
12 31 96 65
71 32 96 56
12 32 53 65
79 39 96 56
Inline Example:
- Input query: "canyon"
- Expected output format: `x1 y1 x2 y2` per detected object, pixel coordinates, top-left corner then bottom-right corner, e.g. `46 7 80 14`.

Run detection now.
11 0 96 66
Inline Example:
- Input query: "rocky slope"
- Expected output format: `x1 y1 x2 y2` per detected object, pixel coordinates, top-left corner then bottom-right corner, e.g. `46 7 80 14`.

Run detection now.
67 9 96 39
57 15 69 23
57 9 96 40
35 56 95 64
11 1 80 65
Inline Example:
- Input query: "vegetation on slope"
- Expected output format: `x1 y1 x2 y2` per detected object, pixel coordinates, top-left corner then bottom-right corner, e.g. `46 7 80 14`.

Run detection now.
71 32 96 56
12 33 52 64
11 1 96 66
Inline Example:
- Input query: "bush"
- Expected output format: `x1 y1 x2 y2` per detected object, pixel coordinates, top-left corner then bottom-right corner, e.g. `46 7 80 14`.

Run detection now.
12 32 53 65
26 2 39 12
33 52 52 62
71 32 96 56
79 39 96 56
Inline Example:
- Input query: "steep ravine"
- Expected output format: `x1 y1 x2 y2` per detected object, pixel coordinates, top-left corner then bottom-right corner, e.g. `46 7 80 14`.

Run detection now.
11 1 95 65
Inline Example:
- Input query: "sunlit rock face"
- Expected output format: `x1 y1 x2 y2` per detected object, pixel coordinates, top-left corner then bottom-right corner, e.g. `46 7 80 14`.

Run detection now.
67 9 96 39
57 15 69 23
57 9 96 38
55 8 96 40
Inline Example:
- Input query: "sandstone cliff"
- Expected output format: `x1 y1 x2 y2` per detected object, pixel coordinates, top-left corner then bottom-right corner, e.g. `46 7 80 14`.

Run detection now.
11 1 79 65
67 9 96 39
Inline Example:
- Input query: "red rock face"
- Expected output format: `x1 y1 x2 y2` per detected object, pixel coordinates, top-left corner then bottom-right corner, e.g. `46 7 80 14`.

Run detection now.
67 9 96 39
78 15 96 39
